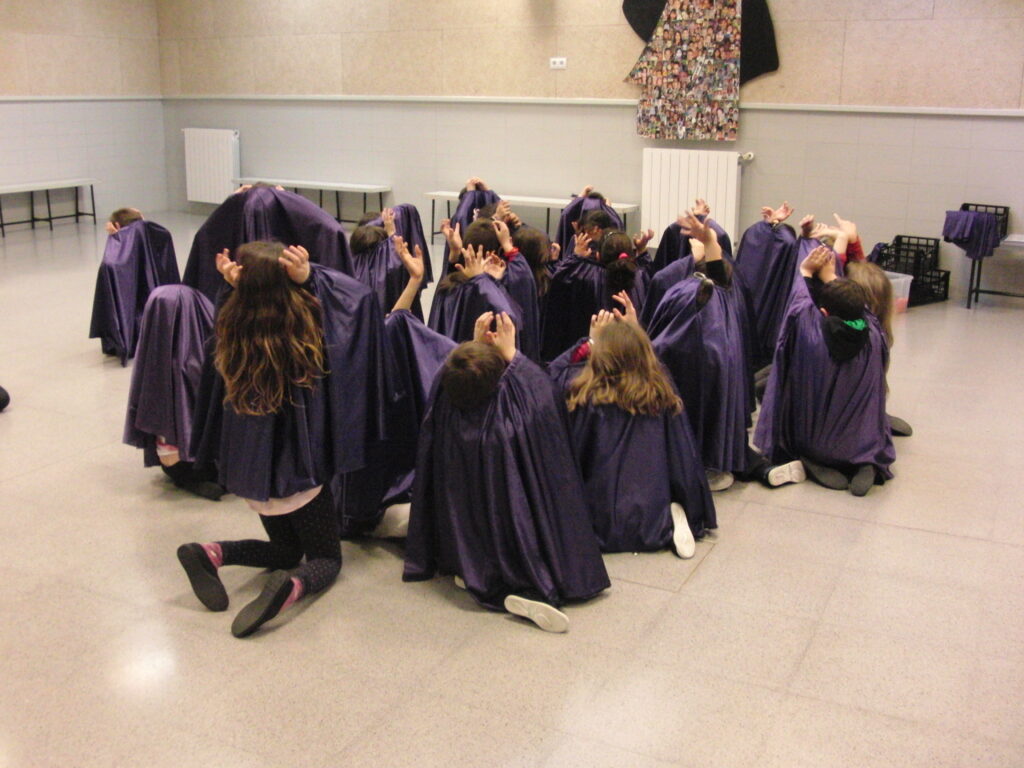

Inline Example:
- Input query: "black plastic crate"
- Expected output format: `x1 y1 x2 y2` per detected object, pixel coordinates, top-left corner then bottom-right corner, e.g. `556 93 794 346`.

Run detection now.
876 244 935 276
960 203 1009 239
891 235 940 270
909 268 950 306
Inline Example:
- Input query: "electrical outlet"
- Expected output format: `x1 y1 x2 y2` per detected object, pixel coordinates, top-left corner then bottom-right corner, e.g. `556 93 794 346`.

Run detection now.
549 57 567 70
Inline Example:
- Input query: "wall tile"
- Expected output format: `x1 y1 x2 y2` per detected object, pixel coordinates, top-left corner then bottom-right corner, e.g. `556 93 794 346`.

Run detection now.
342 31 444 96
933 0 1024 18
555 24 644 99
119 40 161 95
28 35 123 96
767 0 932 21
841 20 1024 108
442 27 558 98
0 34 30 96
1 0 85 35
251 35 343 95
158 38 181 96
177 37 257 95
87 0 160 38
738 22 844 105
389 0 502 30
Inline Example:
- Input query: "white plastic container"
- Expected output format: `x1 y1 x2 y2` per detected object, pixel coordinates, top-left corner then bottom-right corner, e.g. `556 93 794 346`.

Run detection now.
885 270 913 313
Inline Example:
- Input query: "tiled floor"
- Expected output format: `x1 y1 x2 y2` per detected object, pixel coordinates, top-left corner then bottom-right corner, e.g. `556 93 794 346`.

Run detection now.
1 213 1022 768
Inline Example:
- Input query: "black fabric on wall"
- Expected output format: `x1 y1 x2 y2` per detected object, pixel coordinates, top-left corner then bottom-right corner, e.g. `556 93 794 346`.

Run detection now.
622 0 779 85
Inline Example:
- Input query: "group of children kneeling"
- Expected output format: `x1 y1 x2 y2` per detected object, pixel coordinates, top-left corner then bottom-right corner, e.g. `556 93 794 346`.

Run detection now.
112 180 900 637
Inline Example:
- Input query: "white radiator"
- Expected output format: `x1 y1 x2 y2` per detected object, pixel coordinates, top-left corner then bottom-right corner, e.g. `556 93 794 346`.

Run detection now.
183 128 240 204
641 149 744 248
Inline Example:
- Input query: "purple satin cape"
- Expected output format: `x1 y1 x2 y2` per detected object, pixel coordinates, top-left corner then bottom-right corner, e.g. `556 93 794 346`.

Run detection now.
332 310 457 531
351 237 423 320
652 218 733 273
191 264 386 501
427 274 524 346
440 188 501 279
647 277 754 472
365 203 433 284
89 220 180 365
640 255 698 328
503 254 541 360
403 353 610 610
754 279 895 478
554 195 624 261
183 187 353 302
733 221 799 364
123 285 213 466
546 339 716 550
943 210 1002 260
541 255 647 361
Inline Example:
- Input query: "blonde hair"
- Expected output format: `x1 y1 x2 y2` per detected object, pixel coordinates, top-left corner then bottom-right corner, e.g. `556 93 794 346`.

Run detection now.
567 322 681 416
846 261 893 344
214 241 326 416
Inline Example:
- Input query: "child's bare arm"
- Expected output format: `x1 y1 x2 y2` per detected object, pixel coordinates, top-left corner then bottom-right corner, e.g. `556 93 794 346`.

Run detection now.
389 236 424 314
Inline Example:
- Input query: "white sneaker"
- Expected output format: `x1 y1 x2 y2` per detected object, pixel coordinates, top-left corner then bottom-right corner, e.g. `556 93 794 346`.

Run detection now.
503 595 569 633
706 470 734 492
670 502 696 559
371 503 410 538
453 575 466 590
766 460 806 487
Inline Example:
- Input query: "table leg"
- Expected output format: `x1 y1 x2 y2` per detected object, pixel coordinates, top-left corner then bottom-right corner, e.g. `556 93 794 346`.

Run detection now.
430 199 436 235
975 258 984 307
30 191 36 229
0 195 5 237
45 189 53 230
966 260 976 309
363 193 368 214
318 189 324 210
89 185 97 224
74 185 81 223
546 208 551 234
378 192 384 211
335 191 341 222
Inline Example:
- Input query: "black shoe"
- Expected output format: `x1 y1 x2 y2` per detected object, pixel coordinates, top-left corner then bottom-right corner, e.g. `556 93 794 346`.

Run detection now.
231 571 293 638
887 414 913 437
850 465 876 497
177 543 228 611
802 458 849 490
181 480 227 501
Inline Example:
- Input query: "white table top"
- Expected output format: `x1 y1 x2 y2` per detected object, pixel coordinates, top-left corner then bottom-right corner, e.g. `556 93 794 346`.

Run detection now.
0 178 98 194
999 233 1024 248
425 190 638 214
235 178 390 194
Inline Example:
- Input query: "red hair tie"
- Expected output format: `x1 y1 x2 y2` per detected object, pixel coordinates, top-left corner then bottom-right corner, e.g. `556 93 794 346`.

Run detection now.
618 252 630 260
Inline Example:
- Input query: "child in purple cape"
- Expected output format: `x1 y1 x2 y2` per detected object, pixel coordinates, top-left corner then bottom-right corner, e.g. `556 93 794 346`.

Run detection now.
404 312 610 633
754 246 895 496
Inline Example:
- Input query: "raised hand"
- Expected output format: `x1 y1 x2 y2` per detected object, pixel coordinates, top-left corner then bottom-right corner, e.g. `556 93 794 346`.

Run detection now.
612 291 639 326
492 218 514 253
762 201 793 224
574 232 594 257
492 312 517 362
455 245 486 278
442 219 463 261
473 311 495 344
394 236 424 282
677 210 712 244
800 244 831 278
215 248 242 287
579 184 594 198
589 309 617 340
800 214 816 238
819 250 838 283
633 228 655 253
833 212 858 242
382 207 396 237
465 177 488 191
279 244 311 284
693 198 711 217
483 252 507 280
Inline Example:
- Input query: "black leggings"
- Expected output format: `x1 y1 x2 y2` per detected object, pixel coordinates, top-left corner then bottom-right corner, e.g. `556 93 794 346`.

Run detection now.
218 487 341 595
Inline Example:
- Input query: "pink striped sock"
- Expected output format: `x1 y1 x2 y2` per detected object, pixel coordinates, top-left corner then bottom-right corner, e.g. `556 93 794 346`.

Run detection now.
281 578 303 611
201 542 223 569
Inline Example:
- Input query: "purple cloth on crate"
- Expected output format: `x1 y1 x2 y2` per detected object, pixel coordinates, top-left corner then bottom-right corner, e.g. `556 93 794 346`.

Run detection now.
652 218 733 273
439 188 502 279
331 310 457 533
89 220 180 365
733 221 799 365
183 187 353 302
647 277 754 473
754 277 894 478
190 264 386 502
554 195 625 260
350 237 423 320
503 254 541 360
365 203 433 284
403 353 610 611
640 255 698 328
123 285 213 467
943 210 1002 260
546 339 716 550
540 255 647 361
867 242 886 264
427 274 524 346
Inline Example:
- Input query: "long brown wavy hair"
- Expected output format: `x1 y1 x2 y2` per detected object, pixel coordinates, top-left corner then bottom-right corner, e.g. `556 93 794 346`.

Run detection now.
214 241 326 416
567 322 681 416
846 261 894 344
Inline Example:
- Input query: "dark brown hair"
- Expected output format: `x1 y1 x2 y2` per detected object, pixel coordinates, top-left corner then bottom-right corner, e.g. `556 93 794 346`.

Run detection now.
350 225 387 255
599 230 638 295
567 322 681 416
214 241 326 416
463 218 501 254
820 278 869 321
846 262 893 344
512 226 552 297
440 342 507 411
